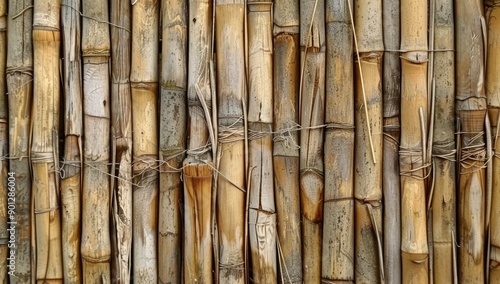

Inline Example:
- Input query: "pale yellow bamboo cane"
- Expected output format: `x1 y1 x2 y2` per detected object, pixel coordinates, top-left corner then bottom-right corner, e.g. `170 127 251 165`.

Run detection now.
0 1 7 281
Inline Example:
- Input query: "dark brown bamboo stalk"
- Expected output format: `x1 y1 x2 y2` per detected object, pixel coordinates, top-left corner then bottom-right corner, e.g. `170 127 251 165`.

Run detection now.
0 1 7 281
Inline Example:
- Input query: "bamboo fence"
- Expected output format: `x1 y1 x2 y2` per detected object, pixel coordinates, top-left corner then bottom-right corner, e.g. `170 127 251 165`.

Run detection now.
0 0 499 283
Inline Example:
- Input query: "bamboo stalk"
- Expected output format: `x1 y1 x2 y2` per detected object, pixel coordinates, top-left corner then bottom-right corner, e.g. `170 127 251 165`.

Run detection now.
0 0 7 281
32 1 63 282
159 0 187 282
6 0 33 282
273 0 303 281
322 0 354 282
430 0 455 282
400 0 429 282
110 0 132 282
455 0 487 282
215 0 247 281
354 0 384 282
131 0 159 281
382 0 401 282
299 0 325 281
61 0 82 282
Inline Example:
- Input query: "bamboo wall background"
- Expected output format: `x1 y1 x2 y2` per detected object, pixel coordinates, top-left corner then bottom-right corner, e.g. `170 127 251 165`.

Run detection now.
0 0 498 283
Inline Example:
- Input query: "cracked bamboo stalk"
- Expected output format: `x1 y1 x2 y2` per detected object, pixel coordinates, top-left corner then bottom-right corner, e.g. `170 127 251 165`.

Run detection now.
273 0 303 281
430 0 455 282
299 0 325 281
322 0 354 282
400 0 429 282
6 0 33 282
32 0 63 282
455 0 487 282
354 0 384 282
110 0 132 281
159 0 187 282
0 0 7 281
81 0 112 281
131 0 159 281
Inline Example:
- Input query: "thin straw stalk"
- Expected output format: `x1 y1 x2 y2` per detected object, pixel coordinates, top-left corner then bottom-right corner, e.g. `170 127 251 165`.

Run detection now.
0 0 7 281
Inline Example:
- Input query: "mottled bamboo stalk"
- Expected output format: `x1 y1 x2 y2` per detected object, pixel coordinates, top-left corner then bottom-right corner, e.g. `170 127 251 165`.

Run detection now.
322 0 354 282
131 0 159 281
159 0 187 282
400 0 429 282
455 1 487 282
299 0 325 281
110 0 132 282
0 0 7 281
273 0 303 281
6 0 33 282
215 0 246 281
431 0 455 282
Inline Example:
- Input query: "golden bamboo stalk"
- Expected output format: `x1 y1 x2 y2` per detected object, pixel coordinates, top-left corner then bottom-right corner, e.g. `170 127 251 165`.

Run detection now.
299 0 325 281
131 0 159 281
455 0 487 282
110 0 132 282
159 0 187 282
215 0 246 281
6 0 33 282
0 0 7 281
400 0 429 282
430 0 455 282
322 0 354 282
273 0 303 281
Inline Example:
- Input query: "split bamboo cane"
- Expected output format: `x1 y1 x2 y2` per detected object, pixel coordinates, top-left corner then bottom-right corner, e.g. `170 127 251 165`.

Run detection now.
273 0 303 281
159 0 187 282
110 0 132 281
400 0 429 282
6 0 33 282
32 0 63 282
61 0 82 282
215 0 247 281
81 0 112 282
455 0 487 282
322 0 354 282
0 1 7 281
131 0 159 281
299 0 325 281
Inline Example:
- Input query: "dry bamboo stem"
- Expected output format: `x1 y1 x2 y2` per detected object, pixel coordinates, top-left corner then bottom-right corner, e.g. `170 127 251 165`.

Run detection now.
400 0 429 282
110 0 132 282
322 0 354 282
382 0 401 282
183 0 214 281
354 0 384 282
455 0 487 282
0 0 7 281
247 1 277 282
299 0 325 281
215 0 246 281
430 0 455 282
159 0 187 282
131 0 159 281
81 0 112 282
273 0 303 281
486 1 500 282
32 1 63 282
6 0 33 282
61 0 82 282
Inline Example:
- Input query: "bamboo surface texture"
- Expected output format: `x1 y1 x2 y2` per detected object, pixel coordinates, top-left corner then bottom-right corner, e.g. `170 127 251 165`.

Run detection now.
0 0 7 282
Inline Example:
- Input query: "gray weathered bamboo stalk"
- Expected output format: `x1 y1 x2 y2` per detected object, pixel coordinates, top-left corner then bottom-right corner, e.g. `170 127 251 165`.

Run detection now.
354 0 384 282
299 0 325 281
61 0 82 282
131 0 159 281
382 0 401 282
247 1 277 282
322 0 354 282
215 0 247 281
0 0 7 281
400 0 429 282
6 0 33 282
273 0 303 281
455 0 487 282
159 0 187 282
81 0 112 282
431 0 455 282
110 0 133 281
